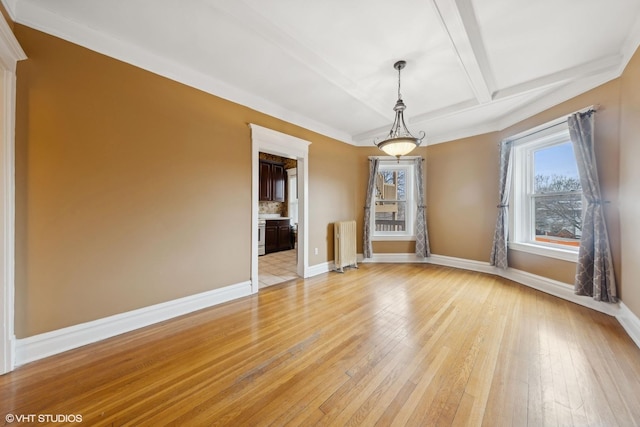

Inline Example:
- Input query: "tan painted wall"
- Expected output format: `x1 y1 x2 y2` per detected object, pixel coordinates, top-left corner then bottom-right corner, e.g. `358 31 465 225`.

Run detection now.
308 136 360 262
426 133 499 261
372 240 416 253
507 251 577 284
619 46 640 317
13 25 358 337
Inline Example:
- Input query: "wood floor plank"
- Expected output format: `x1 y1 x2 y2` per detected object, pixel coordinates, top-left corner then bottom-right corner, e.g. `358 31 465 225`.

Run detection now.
1 263 639 426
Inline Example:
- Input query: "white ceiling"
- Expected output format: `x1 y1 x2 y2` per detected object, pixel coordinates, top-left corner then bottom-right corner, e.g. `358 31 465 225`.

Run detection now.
4 0 640 145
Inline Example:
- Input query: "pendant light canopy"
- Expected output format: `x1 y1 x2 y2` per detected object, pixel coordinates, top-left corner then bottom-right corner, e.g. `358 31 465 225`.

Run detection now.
374 60 425 158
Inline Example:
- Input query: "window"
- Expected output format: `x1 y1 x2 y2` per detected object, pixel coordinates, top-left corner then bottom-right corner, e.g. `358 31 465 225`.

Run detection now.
510 119 582 261
371 161 416 240
287 168 298 226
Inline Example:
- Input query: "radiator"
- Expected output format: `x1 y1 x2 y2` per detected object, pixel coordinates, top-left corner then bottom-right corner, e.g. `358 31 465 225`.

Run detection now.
334 220 358 273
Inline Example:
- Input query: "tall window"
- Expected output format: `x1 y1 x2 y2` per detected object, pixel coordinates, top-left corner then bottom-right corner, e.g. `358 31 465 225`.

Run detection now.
371 162 416 239
287 168 298 226
511 120 582 260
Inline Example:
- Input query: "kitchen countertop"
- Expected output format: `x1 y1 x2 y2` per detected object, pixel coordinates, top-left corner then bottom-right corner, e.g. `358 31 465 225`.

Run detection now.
259 214 290 220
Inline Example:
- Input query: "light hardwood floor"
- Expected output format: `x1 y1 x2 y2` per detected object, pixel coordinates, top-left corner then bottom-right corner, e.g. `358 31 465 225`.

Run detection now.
2 264 639 426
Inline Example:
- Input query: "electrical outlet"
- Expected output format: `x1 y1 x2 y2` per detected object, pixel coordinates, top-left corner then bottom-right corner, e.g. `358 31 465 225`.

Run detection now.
314 248 318 255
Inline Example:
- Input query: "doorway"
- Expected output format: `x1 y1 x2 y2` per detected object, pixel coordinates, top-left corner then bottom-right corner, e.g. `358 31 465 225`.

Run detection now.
250 124 310 294
257 153 297 288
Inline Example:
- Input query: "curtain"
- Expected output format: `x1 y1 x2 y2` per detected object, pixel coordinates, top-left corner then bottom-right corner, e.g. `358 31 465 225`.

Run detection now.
569 112 617 302
489 140 513 269
363 158 379 259
414 158 430 257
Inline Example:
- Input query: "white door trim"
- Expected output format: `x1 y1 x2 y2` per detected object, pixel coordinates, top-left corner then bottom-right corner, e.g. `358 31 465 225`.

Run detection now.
0 14 26 375
249 124 311 293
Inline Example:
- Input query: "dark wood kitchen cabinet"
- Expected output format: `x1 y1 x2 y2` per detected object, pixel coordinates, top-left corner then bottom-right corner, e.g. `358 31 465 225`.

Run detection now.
265 219 292 253
259 160 285 202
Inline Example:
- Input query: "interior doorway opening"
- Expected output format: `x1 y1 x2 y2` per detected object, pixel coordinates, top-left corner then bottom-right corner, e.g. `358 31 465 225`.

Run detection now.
249 124 310 294
257 152 298 288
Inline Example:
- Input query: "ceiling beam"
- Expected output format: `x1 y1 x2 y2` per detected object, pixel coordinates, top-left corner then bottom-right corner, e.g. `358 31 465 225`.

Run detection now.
408 99 479 124
492 54 622 100
431 0 495 104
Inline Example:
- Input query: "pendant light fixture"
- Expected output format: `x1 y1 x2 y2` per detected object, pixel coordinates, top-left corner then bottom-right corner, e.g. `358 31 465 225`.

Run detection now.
374 60 425 158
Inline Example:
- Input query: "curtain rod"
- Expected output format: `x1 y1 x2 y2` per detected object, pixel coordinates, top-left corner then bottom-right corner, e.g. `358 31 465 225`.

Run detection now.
505 105 598 144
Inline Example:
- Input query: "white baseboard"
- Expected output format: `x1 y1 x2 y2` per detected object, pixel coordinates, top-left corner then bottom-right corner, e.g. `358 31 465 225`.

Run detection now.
427 254 498 275
363 252 640 349
361 252 494 274
15 281 252 366
499 267 620 316
362 253 420 264
617 302 640 349
306 261 333 277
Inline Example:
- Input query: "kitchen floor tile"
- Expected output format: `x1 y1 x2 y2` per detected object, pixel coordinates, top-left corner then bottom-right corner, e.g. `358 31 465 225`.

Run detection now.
259 249 297 288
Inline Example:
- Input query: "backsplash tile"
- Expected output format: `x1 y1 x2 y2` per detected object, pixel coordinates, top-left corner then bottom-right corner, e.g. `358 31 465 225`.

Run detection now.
259 201 285 215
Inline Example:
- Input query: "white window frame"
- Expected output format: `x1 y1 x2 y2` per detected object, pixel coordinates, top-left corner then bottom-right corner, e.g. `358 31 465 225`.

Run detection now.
371 160 416 241
509 119 581 262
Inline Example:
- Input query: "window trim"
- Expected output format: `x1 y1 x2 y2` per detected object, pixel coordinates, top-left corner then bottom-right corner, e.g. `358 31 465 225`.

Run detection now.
508 117 582 263
370 160 417 241
509 241 579 262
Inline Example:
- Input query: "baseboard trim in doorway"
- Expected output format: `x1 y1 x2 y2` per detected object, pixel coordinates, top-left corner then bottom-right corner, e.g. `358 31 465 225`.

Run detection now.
14 281 252 366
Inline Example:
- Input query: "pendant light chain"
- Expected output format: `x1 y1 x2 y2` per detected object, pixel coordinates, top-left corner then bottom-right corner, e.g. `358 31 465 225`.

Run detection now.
397 65 402 100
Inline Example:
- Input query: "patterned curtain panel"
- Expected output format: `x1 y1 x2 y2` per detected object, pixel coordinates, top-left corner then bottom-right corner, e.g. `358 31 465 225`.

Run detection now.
489 140 513 269
568 112 617 302
414 158 431 257
363 158 379 259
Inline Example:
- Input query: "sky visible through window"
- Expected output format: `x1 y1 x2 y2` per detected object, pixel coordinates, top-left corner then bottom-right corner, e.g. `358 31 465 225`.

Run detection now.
532 140 582 246
534 141 579 179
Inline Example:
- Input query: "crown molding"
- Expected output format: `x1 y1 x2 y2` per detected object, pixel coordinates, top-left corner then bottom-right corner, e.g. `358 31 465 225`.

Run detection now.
0 0 17 21
0 6 26 71
12 1 353 145
620 13 640 74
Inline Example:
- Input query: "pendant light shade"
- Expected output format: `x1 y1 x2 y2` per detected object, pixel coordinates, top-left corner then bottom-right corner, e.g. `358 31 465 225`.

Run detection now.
374 60 425 158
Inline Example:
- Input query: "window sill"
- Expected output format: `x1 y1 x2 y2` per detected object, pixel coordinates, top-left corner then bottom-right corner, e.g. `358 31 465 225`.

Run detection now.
509 242 578 263
372 235 416 242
